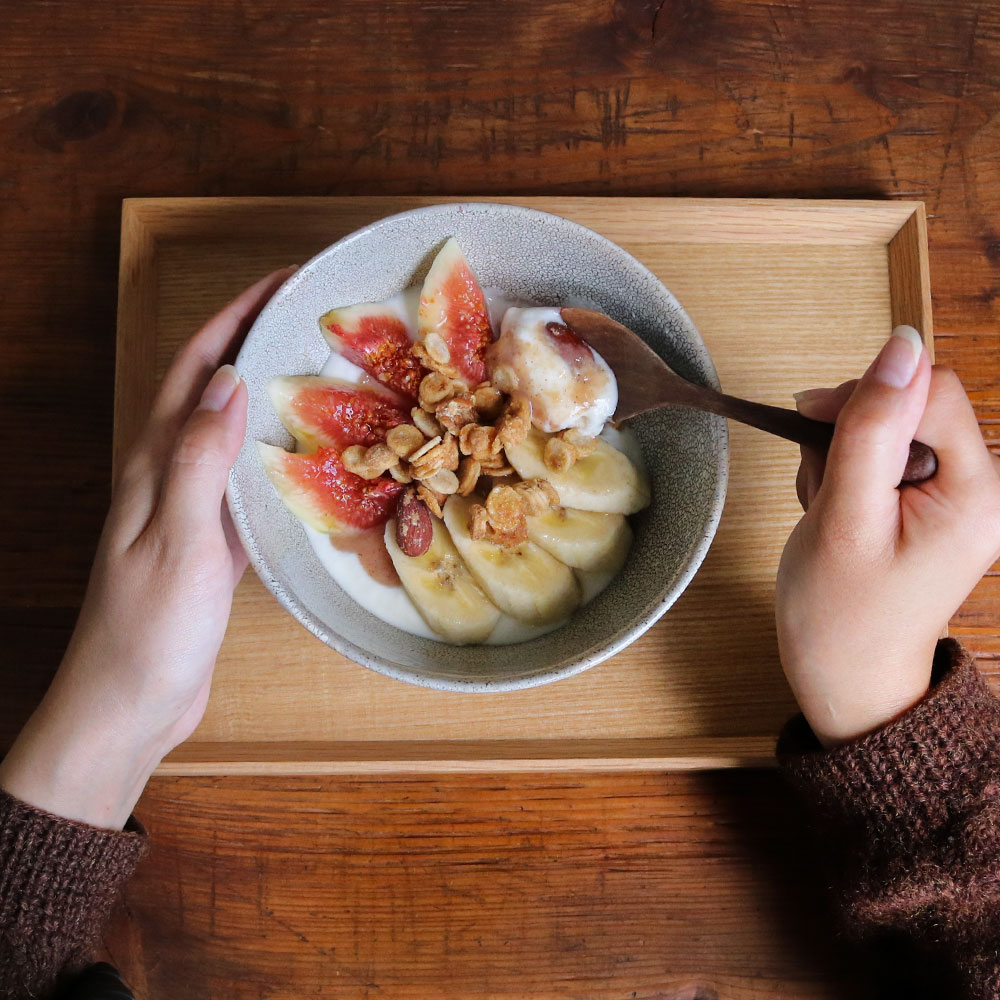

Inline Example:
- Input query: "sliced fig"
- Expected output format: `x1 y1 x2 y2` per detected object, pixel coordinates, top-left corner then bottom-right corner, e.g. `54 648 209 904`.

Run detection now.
417 238 491 387
319 302 426 402
257 442 404 536
267 376 409 452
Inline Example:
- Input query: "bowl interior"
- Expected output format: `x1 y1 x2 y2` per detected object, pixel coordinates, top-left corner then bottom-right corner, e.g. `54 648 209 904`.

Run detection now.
229 202 728 691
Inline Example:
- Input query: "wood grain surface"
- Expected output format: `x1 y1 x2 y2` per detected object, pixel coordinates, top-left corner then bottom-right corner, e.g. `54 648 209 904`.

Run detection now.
114 196 927 773
1 1 998 997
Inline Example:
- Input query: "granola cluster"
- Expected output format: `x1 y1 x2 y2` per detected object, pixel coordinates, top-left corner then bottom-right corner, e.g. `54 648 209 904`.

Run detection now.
341 336 596 549
467 478 560 547
542 427 598 473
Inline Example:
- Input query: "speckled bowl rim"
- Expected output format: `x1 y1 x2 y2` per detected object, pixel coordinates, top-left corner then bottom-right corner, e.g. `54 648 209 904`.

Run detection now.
227 202 729 692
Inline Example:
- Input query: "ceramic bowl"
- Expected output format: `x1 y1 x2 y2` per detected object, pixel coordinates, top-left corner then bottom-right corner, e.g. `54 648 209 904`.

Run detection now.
227 202 728 692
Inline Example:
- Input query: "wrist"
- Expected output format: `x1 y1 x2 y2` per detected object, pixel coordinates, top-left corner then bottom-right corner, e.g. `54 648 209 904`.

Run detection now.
782 641 937 749
0 677 168 830
808 679 932 748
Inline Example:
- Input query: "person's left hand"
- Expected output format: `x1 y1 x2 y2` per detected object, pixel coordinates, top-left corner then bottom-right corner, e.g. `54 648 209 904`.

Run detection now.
0 267 294 829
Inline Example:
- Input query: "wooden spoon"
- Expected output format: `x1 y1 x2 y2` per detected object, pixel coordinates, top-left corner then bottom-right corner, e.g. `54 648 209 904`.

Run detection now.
560 307 937 486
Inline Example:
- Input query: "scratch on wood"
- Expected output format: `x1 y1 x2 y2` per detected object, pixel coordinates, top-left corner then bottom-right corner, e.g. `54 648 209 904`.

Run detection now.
878 133 900 191
209 828 217 936
767 6 785 76
263 908 309 943
651 0 669 40
723 81 751 132
934 6 980 214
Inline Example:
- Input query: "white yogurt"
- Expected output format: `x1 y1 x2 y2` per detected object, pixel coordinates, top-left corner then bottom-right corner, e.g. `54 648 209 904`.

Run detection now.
381 286 421 339
483 287 532 330
303 522 438 639
296 288 639 645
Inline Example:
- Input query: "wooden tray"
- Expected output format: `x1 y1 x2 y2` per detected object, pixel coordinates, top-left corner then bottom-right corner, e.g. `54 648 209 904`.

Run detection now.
115 196 932 774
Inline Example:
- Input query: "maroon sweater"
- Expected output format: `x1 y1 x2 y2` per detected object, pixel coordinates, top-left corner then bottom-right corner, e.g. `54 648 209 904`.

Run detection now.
2 639 998 998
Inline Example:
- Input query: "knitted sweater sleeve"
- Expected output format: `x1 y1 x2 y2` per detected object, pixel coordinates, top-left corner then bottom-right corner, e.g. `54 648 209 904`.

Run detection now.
778 638 1000 998
0 790 146 1000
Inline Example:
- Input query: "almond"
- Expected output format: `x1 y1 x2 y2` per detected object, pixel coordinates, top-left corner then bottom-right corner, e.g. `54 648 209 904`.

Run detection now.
395 489 433 557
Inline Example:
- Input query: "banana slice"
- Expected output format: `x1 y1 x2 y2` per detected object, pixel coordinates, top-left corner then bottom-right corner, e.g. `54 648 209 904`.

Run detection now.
505 428 651 514
527 507 632 573
443 496 581 626
384 518 500 644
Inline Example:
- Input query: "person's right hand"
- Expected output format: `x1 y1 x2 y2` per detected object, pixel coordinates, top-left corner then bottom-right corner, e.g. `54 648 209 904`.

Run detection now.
776 326 1000 748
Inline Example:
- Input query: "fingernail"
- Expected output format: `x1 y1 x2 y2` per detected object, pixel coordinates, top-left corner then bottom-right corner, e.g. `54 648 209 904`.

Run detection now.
793 387 836 418
873 325 923 388
198 365 241 411
793 387 835 404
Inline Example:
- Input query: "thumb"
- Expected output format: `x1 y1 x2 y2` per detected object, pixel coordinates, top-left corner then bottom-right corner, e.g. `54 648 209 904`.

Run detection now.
158 365 248 535
820 326 931 519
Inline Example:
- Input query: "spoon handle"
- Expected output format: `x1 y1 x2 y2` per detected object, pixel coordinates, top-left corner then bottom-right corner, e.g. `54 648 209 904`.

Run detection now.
556 307 938 486
693 389 937 486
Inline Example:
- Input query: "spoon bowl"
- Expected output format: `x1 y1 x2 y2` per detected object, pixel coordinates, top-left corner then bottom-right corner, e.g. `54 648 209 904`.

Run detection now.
561 307 937 486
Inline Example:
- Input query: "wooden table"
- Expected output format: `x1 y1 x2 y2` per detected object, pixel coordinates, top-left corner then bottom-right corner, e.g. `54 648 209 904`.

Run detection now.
2 3 997 997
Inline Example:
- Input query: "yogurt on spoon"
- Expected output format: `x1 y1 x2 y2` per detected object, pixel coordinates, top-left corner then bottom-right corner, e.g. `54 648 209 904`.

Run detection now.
486 307 618 437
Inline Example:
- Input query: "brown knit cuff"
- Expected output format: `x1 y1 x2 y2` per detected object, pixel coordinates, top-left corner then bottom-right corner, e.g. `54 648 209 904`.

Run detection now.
0 790 147 997
777 639 1000 849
